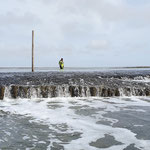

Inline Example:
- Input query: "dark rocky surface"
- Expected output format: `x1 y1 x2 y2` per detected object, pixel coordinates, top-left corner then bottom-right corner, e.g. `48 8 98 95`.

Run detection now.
0 70 150 99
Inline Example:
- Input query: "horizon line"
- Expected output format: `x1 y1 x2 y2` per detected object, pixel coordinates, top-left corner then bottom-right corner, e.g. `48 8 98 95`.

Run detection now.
0 66 150 69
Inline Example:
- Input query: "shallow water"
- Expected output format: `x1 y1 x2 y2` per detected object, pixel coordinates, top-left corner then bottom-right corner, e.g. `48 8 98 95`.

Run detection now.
0 97 150 150
0 67 150 73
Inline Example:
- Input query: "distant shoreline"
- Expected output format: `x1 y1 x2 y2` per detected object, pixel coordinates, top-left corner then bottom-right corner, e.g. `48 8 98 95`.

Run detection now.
0 66 150 69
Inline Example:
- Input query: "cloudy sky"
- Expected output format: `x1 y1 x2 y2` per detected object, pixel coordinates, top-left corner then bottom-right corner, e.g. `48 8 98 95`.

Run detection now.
0 0 150 67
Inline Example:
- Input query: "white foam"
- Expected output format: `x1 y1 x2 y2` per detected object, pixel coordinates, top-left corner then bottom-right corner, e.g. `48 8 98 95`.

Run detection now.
122 76 150 83
0 97 150 149
38 141 46 144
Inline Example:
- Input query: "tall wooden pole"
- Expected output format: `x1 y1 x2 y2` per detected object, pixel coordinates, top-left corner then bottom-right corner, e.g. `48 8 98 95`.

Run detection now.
32 30 34 72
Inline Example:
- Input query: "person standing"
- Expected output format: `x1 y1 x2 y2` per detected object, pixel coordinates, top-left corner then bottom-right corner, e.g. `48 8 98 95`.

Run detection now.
59 58 64 69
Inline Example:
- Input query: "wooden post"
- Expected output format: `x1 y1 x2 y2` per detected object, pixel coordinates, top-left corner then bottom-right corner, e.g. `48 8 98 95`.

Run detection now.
32 30 34 72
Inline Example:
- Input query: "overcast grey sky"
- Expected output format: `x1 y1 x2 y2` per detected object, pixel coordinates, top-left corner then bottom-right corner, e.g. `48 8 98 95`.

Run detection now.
0 0 150 67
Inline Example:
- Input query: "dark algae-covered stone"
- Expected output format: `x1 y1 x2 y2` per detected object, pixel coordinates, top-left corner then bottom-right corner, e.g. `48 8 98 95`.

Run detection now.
11 86 19 99
0 86 5 100
69 86 79 97
18 86 30 98
90 87 97 96
50 86 57 97
40 86 49 98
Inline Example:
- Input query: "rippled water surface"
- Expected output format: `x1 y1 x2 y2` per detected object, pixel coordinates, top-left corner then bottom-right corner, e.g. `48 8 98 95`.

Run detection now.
0 97 150 150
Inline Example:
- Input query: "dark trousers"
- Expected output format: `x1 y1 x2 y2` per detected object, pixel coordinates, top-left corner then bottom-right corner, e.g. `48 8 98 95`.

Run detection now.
60 66 63 69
